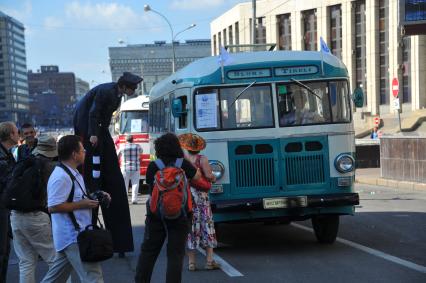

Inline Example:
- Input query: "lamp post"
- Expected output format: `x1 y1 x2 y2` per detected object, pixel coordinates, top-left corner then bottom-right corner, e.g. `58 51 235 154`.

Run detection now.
144 4 196 73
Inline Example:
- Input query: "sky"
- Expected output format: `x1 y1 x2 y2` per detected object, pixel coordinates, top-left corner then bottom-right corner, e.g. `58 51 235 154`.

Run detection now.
0 0 247 87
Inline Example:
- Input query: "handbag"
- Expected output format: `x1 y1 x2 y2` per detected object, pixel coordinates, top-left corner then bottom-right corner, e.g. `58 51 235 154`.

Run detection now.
60 164 114 262
190 155 212 192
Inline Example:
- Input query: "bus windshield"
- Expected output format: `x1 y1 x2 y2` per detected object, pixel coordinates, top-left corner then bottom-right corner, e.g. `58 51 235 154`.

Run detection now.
120 111 149 134
277 80 351 127
195 85 274 131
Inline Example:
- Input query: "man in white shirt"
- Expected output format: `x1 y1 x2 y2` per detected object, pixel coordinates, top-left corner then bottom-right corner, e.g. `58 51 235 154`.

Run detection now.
41 135 109 283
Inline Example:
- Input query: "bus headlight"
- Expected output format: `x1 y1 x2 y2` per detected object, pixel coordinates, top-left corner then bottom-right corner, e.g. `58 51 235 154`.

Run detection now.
334 154 355 173
209 160 225 180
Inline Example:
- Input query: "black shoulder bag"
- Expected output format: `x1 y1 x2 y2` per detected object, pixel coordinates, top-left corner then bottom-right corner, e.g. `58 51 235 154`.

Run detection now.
59 164 113 262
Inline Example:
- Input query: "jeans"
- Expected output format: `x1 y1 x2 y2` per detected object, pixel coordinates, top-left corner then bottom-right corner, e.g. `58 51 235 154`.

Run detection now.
41 243 103 283
135 214 190 283
0 206 11 283
10 210 56 283
122 170 140 203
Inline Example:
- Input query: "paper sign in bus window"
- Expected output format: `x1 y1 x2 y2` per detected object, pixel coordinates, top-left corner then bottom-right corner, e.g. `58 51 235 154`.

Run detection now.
131 119 142 133
196 93 217 128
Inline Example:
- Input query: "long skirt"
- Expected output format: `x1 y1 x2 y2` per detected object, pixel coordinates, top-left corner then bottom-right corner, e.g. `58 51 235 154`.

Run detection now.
187 188 217 250
79 128 134 253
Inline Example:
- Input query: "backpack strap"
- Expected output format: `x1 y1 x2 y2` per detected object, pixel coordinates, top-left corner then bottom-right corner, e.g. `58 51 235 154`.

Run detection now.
58 163 80 231
154 159 165 170
174 158 183 168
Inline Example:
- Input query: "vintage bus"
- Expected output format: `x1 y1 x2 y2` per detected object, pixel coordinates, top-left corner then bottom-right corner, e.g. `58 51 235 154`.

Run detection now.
148 51 364 243
113 95 151 181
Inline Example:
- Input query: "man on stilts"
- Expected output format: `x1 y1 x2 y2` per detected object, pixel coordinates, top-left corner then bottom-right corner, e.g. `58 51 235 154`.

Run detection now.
73 72 143 257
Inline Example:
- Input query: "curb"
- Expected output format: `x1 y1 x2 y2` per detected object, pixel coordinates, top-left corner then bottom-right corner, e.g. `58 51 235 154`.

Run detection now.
356 177 426 192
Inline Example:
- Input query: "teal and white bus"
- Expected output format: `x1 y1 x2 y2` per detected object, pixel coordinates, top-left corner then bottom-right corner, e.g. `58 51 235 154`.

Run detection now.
148 51 364 243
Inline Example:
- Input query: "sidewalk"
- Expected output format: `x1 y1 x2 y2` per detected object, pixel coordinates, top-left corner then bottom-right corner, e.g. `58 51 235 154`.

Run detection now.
355 168 426 191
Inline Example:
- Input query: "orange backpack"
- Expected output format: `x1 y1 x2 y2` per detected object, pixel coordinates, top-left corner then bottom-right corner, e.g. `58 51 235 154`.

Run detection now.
149 158 192 219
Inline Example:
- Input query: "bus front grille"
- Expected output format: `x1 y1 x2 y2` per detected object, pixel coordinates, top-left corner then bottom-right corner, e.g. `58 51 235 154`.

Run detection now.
285 155 325 185
235 158 276 188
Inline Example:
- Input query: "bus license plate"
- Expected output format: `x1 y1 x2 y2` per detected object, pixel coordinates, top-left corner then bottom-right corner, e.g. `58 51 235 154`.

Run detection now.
263 197 307 209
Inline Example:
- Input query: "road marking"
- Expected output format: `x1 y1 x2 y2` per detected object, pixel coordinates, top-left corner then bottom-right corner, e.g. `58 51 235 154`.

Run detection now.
197 247 243 277
292 223 426 274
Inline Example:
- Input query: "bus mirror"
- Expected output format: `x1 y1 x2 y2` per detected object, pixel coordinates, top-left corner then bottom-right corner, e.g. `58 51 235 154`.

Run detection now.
172 98 186 118
278 85 288 96
352 87 364 108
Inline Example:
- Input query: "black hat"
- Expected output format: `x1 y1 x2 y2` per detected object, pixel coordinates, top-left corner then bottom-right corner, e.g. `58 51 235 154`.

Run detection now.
118 72 143 89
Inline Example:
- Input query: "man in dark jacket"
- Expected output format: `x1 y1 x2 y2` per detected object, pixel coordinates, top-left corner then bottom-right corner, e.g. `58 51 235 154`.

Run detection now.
0 121 19 283
73 72 142 255
16 123 38 161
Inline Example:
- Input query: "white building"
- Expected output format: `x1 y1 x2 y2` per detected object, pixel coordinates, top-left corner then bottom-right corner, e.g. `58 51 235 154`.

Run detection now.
211 0 426 132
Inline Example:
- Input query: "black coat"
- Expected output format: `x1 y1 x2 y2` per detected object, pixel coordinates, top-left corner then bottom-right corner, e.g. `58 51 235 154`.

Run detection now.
0 144 15 201
74 82 121 138
73 83 134 253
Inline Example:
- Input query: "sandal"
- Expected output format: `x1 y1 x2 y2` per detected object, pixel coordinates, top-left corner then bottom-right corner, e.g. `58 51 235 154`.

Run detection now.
188 262 196 271
205 260 221 270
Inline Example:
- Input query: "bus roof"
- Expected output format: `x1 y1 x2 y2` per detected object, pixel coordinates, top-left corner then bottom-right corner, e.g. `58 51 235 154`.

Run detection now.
149 51 348 98
119 95 149 112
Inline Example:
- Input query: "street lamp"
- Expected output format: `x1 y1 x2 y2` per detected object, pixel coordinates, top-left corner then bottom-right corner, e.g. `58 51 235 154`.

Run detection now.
144 4 196 73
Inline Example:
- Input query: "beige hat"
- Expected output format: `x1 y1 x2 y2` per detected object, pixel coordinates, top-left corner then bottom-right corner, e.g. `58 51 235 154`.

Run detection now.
32 135 58 158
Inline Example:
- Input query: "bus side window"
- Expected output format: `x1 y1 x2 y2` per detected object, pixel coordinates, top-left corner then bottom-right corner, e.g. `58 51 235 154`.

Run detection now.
177 96 188 129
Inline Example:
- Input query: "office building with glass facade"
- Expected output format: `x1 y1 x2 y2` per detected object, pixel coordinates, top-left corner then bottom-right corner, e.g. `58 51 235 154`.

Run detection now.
0 11 29 124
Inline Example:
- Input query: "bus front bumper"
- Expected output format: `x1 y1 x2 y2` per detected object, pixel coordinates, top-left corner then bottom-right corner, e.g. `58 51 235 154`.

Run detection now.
210 193 359 213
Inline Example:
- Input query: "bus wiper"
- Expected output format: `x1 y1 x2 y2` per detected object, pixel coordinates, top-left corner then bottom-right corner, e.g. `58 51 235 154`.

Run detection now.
230 81 257 108
290 78 322 100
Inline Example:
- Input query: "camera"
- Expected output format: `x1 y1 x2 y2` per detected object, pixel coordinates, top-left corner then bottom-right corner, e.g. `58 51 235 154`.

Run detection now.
89 190 110 208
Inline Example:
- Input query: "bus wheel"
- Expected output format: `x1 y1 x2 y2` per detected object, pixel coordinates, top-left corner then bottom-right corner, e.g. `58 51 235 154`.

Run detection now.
312 215 339 244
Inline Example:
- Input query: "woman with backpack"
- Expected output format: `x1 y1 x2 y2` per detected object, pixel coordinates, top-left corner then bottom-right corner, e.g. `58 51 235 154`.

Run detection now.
178 133 220 271
135 133 200 283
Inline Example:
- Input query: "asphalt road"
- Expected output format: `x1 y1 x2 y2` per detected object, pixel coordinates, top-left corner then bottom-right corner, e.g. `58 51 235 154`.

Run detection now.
7 183 426 282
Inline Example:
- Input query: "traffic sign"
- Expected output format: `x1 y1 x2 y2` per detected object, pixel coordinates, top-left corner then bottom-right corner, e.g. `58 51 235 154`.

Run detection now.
393 97 400 110
392 78 399 98
374 117 380 125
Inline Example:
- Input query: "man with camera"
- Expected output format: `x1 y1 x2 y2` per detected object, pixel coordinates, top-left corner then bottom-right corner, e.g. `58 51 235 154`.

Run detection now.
41 135 110 283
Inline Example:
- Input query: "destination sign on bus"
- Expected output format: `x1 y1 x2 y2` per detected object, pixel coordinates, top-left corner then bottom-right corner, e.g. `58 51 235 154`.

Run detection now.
274 65 319 76
227 68 271 79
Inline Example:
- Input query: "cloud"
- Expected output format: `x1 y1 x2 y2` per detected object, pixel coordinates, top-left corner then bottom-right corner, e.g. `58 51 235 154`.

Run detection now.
65 1 147 30
0 0 32 22
171 0 225 10
43 17 64 30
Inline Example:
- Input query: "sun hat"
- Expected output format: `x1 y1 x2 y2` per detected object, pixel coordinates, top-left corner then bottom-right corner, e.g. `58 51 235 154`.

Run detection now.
178 133 206 151
32 135 58 158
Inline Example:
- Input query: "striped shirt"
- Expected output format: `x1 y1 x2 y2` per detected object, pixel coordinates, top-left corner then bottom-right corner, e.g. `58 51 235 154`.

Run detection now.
118 143 142 172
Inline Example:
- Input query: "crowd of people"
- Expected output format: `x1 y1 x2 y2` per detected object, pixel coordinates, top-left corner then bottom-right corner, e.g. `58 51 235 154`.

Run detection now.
0 71 220 283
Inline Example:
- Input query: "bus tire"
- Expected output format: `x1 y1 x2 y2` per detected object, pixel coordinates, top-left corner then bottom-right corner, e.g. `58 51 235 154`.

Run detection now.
312 215 339 244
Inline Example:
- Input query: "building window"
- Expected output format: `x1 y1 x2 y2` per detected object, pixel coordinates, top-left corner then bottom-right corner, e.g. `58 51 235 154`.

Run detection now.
223 29 227 46
379 0 389 105
302 9 317 51
228 25 233 45
329 5 342 59
218 32 222 48
355 0 367 104
249 17 267 44
256 17 266 44
402 37 411 103
235 22 239 45
213 34 217 55
277 13 291 50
